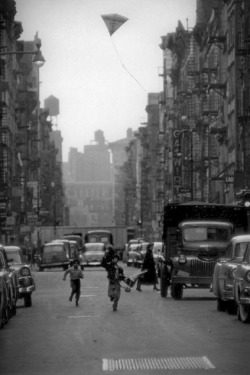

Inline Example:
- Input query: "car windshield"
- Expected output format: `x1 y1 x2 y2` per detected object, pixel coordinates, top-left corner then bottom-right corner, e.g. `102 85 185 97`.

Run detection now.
88 236 110 243
85 244 104 252
6 251 23 263
234 242 248 260
44 245 64 254
183 227 229 242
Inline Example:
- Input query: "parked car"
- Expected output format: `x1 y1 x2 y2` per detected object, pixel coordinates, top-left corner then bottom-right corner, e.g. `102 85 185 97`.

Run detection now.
81 242 106 267
212 234 250 313
234 243 250 323
39 242 70 271
62 234 83 252
0 245 18 324
5 246 35 307
127 243 141 267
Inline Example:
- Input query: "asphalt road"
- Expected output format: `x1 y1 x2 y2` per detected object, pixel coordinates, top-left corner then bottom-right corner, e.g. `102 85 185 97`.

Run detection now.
0 264 250 375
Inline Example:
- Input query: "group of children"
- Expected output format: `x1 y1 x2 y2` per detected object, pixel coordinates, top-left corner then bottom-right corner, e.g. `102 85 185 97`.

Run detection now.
62 242 160 311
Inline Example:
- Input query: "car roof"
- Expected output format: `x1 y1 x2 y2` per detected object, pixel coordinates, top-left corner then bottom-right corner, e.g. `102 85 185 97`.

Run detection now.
4 246 21 251
84 242 105 246
45 242 65 247
179 221 233 227
230 234 250 243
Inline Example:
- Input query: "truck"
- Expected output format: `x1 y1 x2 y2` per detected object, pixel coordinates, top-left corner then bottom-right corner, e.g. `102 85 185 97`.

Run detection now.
160 202 250 300
32 226 130 250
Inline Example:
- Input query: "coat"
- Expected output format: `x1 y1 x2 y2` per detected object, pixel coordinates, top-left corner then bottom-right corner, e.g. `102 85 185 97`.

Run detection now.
140 250 158 284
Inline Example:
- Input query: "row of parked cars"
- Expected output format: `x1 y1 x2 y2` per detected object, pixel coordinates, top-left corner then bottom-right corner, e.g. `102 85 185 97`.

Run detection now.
38 235 108 271
212 234 250 323
0 244 36 329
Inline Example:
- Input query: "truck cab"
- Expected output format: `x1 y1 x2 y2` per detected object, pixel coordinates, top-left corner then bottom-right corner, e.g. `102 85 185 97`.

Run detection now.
160 202 249 300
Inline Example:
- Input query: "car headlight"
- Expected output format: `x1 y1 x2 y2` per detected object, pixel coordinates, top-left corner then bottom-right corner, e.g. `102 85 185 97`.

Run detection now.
245 271 250 282
230 267 237 278
178 254 187 264
20 267 31 277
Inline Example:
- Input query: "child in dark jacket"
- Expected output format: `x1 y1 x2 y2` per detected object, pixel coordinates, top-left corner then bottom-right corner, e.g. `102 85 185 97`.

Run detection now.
102 247 126 311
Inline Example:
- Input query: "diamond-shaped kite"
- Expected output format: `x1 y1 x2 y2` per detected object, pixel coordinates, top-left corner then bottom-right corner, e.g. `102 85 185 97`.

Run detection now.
101 13 128 36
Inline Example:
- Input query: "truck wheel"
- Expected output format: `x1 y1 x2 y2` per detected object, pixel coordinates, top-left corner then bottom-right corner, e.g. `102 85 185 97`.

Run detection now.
171 284 183 300
238 303 250 323
24 294 32 308
217 298 227 312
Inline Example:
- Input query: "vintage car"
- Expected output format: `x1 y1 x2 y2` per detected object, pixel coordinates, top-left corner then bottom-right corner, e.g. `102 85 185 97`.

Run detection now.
5 246 35 307
212 234 250 313
233 243 250 323
0 245 18 324
39 242 70 271
81 242 106 266
127 243 141 267
62 234 83 252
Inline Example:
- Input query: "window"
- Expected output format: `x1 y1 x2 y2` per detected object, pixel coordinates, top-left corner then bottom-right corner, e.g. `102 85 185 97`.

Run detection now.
183 226 229 242
234 242 248 260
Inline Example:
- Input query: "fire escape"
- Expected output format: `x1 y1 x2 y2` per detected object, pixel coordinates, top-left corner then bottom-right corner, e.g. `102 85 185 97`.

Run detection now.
236 4 250 188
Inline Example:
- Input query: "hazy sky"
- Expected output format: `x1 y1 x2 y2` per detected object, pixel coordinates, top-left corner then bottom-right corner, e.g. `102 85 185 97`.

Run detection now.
15 0 196 161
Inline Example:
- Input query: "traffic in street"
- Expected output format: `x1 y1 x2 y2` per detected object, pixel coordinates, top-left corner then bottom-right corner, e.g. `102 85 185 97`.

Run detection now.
0 264 249 375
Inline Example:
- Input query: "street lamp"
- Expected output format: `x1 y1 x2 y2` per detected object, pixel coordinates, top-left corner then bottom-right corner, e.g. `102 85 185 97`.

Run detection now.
0 42 45 66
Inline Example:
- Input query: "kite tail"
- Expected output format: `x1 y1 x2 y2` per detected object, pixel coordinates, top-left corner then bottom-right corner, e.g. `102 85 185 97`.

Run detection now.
111 38 147 93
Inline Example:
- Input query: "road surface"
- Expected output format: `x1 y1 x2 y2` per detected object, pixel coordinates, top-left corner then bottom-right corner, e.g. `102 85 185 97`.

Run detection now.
0 264 249 375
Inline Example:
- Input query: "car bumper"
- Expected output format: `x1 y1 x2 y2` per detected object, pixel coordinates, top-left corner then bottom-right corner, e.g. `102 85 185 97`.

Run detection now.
40 262 69 268
81 261 102 266
172 276 212 285
239 287 250 304
19 285 35 294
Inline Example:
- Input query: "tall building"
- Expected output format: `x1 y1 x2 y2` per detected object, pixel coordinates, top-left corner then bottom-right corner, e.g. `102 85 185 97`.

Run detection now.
64 130 114 226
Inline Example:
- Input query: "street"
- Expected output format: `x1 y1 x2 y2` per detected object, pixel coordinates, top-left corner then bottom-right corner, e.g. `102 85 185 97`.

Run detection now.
0 264 250 375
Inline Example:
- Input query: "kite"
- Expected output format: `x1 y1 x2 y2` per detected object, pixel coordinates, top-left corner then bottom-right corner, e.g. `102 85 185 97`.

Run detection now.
101 13 146 93
101 14 128 36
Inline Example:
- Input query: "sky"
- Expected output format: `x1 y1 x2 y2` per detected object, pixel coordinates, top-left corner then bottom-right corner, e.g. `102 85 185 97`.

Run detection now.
15 0 197 161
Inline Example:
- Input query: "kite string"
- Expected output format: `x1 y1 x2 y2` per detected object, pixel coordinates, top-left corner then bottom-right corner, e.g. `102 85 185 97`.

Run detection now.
111 38 147 93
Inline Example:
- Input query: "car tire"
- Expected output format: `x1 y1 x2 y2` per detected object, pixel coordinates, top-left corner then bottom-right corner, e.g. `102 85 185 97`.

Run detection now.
160 264 171 298
39 266 44 272
24 294 32 308
238 303 250 323
171 284 183 300
217 298 227 312
81 265 84 271
0 295 7 328
127 262 131 267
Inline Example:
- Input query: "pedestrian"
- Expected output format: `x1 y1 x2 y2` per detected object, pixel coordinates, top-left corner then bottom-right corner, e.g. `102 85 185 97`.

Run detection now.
63 260 84 306
102 248 127 311
136 242 160 292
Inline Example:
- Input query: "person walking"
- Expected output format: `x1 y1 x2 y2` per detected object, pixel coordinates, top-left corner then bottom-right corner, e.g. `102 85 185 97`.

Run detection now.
63 260 84 306
136 242 160 292
102 248 127 311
